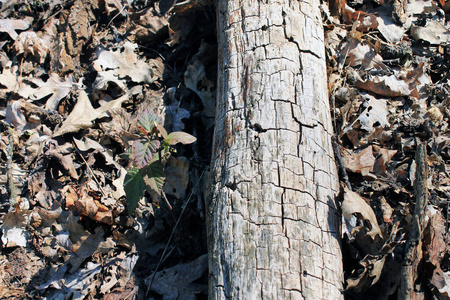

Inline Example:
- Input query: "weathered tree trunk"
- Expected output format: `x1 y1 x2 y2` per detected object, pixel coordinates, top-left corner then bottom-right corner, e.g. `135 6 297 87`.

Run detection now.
207 0 343 299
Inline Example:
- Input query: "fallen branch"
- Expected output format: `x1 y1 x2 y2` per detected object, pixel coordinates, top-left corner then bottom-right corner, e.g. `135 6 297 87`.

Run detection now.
398 142 428 299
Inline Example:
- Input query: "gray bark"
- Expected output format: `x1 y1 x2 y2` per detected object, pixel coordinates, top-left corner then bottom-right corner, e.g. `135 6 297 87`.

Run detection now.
207 0 343 299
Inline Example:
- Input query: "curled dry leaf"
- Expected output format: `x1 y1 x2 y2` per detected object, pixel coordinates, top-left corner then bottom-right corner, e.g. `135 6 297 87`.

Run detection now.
342 186 383 240
346 255 386 291
380 196 393 223
13 31 49 63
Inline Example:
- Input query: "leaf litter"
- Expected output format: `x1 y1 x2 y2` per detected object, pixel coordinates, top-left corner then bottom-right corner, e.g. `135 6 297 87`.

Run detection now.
0 0 214 298
327 0 450 297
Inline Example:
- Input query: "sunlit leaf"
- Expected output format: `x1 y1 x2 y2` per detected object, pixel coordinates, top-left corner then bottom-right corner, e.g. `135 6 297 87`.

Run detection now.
156 123 168 139
137 109 162 135
124 167 146 215
143 161 165 194
132 139 160 169
166 132 197 145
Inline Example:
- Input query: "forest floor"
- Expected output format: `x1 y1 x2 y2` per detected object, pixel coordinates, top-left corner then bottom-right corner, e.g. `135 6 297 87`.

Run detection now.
0 0 450 299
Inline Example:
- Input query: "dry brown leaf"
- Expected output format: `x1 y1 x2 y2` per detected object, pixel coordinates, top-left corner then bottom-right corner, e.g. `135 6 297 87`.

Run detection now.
423 213 447 292
346 255 386 291
340 146 376 178
163 156 189 200
343 4 378 31
342 38 384 70
342 186 383 239
380 196 393 223
45 141 79 179
53 89 128 137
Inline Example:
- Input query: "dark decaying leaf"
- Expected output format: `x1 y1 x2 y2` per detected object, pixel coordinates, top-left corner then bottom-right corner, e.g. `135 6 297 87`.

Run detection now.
132 139 161 169
124 167 146 214
143 161 165 194
166 131 197 145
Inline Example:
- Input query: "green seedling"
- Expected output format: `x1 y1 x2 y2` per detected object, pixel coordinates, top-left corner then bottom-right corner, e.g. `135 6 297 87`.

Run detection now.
124 109 196 214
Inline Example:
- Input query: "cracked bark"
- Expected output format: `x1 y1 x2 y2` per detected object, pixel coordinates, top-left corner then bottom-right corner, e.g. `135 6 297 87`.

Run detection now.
207 1 343 299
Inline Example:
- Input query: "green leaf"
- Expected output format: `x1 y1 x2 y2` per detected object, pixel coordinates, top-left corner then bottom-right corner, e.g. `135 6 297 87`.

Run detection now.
132 139 160 169
137 109 162 135
143 161 165 194
166 132 197 145
124 167 146 215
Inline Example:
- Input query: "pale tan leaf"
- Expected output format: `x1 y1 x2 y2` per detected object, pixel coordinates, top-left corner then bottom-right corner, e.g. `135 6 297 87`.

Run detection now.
93 42 154 83
342 186 383 239
53 90 128 137
0 18 30 40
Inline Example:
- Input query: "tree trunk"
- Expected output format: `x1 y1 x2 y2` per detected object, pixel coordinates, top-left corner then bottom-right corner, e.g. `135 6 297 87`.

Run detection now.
207 0 343 299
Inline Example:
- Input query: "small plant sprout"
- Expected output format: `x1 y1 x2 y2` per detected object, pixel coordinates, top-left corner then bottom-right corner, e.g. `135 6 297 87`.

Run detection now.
124 109 196 214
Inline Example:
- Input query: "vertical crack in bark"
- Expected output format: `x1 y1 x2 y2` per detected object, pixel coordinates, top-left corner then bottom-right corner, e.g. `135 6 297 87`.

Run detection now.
209 0 342 298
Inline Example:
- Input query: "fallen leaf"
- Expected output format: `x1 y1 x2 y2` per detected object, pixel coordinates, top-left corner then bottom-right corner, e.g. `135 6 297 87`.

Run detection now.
93 42 155 84
346 255 386 291
19 73 75 111
163 156 189 199
411 20 450 45
341 146 376 178
52 89 128 137
147 254 208 299
1 208 31 248
342 186 383 239
423 213 447 292
13 31 49 63
0 18 30 40
379 196 393 223
342 38 384 70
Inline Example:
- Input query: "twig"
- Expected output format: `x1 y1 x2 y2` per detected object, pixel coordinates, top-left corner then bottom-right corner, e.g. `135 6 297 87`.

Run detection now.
398 142 428 299
73 141 107 198
2 122 18 210
332 136 351 190
145 170 205 297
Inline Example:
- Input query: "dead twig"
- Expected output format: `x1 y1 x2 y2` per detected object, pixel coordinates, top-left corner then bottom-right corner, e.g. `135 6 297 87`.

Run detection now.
398 142 428 299
332 136 351 190
73 140 107 198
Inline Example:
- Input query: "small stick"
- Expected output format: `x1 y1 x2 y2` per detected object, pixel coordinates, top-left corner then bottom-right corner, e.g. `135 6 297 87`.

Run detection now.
73 141 107 197
332 136 351 190
398 142 428 299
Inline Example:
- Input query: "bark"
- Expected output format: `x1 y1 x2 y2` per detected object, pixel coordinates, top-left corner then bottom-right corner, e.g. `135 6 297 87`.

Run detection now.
207 0 343 299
